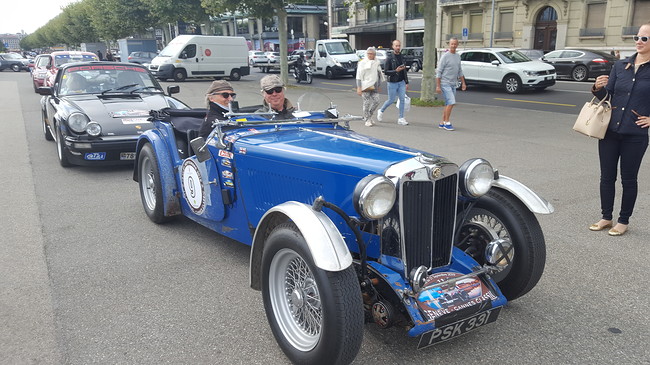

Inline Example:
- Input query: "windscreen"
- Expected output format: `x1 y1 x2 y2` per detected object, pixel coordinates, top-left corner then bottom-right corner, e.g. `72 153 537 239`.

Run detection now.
325 42 354 55
496 50 532 63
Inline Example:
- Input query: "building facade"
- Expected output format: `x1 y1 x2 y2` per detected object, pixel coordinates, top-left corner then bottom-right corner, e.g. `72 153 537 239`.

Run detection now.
329 0 650 56
1 33 26 52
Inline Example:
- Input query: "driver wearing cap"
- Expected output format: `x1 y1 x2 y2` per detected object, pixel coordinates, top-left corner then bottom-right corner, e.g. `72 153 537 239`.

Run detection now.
256 75 295 119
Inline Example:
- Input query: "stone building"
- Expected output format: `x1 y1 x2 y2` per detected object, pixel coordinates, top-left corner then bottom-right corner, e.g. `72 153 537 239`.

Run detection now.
329 0 650 56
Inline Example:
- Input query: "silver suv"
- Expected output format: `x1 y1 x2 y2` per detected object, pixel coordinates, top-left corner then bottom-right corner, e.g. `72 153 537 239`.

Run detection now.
458 48 556 93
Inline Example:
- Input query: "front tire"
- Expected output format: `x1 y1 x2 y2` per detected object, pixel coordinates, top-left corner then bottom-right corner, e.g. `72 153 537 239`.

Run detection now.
503 74 522 94
456 189 546 301
571 65 589 82
138 144 171 223
55 126 72 167
172 68 187 82
11 64 21 72
262 223 363 365
306 73 313 84
326 67 334 79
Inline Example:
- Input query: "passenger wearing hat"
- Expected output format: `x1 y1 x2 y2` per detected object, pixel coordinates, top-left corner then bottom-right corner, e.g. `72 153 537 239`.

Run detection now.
199 80 237 139
255 75 295 120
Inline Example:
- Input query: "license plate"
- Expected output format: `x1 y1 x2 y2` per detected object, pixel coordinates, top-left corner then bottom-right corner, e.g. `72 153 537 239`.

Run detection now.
417 307 501 349
546 76 553 80
120 152 136 160
347 68 355 72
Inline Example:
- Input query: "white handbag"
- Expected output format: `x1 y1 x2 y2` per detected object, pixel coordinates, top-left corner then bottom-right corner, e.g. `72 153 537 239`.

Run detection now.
396 95 411 113
572 95 612 139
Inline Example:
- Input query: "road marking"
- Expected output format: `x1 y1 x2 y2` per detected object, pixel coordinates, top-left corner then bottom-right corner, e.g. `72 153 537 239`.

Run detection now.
323 82 353 87
494 98 576 107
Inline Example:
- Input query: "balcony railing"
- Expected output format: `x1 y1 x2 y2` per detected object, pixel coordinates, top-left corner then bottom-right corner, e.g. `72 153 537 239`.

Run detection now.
622 26 640 36
440 0 487 5
579 28 605 37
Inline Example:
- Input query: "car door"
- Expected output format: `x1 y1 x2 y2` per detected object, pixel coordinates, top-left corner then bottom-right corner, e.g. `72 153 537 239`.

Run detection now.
483 51 509 84
179 44 199 76
459 51 482 82
542 50 572 77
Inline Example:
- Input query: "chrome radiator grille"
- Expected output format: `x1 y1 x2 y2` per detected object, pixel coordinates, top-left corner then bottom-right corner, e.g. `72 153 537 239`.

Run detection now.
401 174 458 270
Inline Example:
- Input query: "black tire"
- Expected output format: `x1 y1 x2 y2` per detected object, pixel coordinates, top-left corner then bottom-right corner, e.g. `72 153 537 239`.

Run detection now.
326 67 334 79
411 61 420 72
306 73 313 84
138 144 171 223
503 74 522 94
229 69 241 81
261 223 363 365
172 68 186 82
55 126 72 167
456 189 546 301
11 64 21 72
571 65 589 82
42 111 53 141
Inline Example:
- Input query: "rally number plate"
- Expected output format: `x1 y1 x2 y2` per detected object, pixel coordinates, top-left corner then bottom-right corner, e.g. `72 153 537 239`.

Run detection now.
120 152 136 160
417 307 501 349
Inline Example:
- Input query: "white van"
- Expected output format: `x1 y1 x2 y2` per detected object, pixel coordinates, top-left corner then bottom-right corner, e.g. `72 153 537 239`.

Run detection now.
313 39 359 79
149 35 250 81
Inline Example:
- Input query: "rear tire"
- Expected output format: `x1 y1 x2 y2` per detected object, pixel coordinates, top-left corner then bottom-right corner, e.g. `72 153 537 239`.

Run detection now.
229 69 241 81
306 73 313 84
262 223 363 365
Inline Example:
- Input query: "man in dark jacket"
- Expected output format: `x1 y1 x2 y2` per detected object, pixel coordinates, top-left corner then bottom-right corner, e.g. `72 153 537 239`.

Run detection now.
199 80 236 139
256 75 295 120
377 39 409 126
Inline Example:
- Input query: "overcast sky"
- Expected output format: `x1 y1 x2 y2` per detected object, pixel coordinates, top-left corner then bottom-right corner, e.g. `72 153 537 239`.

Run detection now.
1 0 76 34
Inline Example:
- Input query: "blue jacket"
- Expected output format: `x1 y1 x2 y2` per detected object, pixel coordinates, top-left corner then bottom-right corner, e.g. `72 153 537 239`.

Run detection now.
593 53 650 135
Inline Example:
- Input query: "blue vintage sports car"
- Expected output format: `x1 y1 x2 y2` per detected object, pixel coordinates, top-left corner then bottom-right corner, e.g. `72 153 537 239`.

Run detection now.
37 62 189 167
133 94 553 364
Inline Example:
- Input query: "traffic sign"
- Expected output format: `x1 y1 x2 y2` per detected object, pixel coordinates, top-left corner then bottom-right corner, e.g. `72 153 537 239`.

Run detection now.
462 28 468 41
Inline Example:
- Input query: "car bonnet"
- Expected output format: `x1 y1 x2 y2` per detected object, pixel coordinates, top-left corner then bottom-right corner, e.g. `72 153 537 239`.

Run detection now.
230 126 433 177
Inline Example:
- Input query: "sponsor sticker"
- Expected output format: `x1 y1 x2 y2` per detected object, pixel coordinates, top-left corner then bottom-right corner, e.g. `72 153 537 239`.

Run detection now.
238 147 247 155
84 152 106 160
218 150 233 159
181 159 205 214
121 118 150 124
416 272 498 322
221 159 231 168
111 110 150 117
222 170 233 179
223 179 234 188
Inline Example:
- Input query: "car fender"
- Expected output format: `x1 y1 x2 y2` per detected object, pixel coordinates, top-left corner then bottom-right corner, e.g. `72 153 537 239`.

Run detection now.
492 175 554 214
134 131 181 217
249 201 353 291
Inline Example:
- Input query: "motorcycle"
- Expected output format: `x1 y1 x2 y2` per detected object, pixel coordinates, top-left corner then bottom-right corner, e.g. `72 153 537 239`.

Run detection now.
292 58 313 84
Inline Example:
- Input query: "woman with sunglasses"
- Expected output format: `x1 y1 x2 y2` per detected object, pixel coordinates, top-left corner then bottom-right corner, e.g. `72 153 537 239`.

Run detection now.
256 75 295 120
199 80 237 139
589 23 650 236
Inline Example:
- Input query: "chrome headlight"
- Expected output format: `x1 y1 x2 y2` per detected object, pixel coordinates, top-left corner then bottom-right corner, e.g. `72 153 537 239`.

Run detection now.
459 158 494 198
353 175 396 220
68 112 90 133
86 122 101 137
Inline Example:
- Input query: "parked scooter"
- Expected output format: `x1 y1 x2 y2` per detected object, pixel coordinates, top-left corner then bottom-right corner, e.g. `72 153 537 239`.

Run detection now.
292 55 313 84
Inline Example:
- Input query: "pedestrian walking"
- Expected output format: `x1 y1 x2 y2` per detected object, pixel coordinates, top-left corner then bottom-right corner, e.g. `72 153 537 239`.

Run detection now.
589 23 650 236
435 37 466 131
105 51 114 62
356 47 384 127
96 50 103 61
377 40 409 126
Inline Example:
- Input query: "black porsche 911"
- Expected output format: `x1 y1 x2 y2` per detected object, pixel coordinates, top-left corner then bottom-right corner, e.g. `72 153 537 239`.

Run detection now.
37 62 190 167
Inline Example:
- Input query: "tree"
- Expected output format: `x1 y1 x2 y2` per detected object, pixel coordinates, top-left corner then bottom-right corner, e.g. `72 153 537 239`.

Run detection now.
356 0 437 102
86 0 156 41
201 0 291 85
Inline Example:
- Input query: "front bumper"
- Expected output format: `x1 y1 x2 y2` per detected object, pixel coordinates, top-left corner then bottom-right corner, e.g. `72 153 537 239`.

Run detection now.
62 135 139 166
149 64 175 79
331 65 357 76
522 76 556 89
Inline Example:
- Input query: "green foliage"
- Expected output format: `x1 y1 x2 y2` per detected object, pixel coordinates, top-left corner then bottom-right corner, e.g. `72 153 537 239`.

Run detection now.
411 97 444 107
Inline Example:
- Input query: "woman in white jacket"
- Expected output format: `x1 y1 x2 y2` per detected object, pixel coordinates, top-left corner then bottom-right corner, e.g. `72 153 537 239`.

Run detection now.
356 47 385 127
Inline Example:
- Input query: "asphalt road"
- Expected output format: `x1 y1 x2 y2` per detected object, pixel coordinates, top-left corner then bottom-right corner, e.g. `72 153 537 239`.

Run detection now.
1 69 648 364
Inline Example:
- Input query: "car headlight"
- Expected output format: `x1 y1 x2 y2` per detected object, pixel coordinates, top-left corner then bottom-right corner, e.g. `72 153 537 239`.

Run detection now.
86 122 101 136
353 175 396 220
334 59 342 67
523 70 541 76
459 158 494 198
67 112 90 133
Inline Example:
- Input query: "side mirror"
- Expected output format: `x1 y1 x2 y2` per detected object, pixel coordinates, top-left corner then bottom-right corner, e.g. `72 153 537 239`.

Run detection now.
180 52 187 59
167 85 180 95
190 137 212 163
37 86 53 96
491 60 500 66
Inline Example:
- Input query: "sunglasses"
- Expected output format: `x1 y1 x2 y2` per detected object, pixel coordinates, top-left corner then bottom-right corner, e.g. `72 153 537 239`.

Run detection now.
211 92 236 98
633 36 649 43
264 86 284 95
